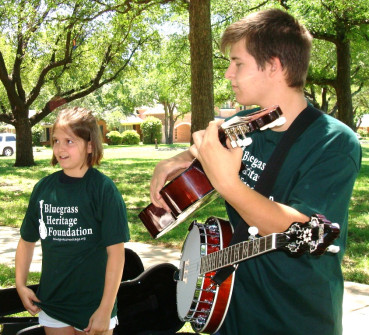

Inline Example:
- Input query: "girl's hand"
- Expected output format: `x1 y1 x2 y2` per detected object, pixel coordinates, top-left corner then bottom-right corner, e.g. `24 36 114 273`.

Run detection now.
84 307 110 335
16 286 41 316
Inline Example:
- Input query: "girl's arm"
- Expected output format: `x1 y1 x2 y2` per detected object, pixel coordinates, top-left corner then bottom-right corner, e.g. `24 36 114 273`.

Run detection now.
15 238 41 315
84 242 125 334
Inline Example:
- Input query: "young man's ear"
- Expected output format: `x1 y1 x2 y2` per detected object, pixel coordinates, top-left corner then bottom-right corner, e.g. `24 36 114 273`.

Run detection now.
266 57 284 82
268 57 283 74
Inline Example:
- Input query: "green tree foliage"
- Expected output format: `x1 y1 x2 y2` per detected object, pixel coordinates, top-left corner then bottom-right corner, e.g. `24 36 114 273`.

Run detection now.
0 0 174 166
102 108 126 131
31 124 43 146
210 0 369 129
125 34 191 144
141 116 162 144
285 0 369 129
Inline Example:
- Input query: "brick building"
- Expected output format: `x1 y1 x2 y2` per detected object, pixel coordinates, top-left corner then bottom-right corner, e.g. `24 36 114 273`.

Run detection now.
136 105 192 143
37 104 243 145
136 104 242 143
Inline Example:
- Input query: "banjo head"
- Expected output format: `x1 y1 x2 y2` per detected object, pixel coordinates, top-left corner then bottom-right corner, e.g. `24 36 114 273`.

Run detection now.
176 217 233 334
176 223 202 319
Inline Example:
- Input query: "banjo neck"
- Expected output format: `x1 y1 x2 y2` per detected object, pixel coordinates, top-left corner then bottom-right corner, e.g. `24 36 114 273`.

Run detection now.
200 234 277 275
177 216 340 334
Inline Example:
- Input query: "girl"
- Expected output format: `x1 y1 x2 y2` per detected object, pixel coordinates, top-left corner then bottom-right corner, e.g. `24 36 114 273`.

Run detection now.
16 107 130 335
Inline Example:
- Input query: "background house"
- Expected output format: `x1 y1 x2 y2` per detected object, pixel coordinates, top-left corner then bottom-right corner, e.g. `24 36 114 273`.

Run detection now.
40 119 109 145
119 113 143 139
35 102 245 146
358 114 369 134
136 105 192 143
0 124 15 134
136 103 244 143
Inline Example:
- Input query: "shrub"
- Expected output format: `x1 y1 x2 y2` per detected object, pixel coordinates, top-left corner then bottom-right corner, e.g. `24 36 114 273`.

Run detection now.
122 130 140 145
32 124 43 146
141 116 162 144
106 131 123 145
357 128 367 139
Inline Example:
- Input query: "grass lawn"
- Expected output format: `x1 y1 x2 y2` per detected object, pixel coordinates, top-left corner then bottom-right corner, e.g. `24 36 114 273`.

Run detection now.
0 142 368 287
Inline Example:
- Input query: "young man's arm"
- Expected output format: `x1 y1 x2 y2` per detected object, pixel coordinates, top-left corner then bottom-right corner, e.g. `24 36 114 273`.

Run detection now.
150 148 195 211
84 242 125 335
192 120 309 236
15 238 41 315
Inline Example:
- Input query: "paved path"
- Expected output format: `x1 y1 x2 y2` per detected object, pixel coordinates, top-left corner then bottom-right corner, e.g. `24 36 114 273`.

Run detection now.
1 226 368 334
0 226 181 272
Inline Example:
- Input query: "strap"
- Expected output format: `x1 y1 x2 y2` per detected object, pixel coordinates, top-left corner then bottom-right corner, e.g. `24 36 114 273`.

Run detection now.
255 106 322 196
212 106 322 286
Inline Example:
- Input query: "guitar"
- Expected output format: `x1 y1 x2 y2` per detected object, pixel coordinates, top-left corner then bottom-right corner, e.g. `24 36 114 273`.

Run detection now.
176 215 340 334
139 105 286 238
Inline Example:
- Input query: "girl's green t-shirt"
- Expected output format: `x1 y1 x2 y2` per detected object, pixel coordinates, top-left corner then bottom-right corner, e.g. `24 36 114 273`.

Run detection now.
21 168 130 330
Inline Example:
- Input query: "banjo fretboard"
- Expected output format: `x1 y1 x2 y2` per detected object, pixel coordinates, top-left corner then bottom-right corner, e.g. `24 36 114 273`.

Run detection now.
200 234 277 275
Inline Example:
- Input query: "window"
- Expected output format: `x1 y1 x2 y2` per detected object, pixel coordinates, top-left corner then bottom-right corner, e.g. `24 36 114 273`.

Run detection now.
221 101 233 109
119 125 133 132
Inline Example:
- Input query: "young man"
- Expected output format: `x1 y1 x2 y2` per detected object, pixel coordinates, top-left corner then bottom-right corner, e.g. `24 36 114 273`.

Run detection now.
150 9 361 335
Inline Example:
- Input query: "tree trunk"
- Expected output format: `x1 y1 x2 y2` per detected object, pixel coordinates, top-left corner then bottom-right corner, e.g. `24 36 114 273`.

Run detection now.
163 102 174 144
335 39 354 130
164 103 169 143
14 113 35 166
321 87 329 113
168 105 175 144
189 0 214 139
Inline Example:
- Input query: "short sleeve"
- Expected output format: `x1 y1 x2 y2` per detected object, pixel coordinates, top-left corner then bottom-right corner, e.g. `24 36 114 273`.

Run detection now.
100 179 130 246
20 182 42 242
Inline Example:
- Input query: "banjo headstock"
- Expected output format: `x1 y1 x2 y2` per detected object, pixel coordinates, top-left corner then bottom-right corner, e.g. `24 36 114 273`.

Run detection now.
276 214 340 256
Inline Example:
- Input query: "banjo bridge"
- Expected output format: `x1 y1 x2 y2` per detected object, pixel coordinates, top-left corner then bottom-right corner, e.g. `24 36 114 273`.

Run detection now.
177 259 190 283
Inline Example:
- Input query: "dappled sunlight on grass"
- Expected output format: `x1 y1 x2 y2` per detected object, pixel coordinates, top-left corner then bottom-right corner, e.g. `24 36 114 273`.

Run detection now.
0 263 40 288
343 252 369 283
1 143 368 283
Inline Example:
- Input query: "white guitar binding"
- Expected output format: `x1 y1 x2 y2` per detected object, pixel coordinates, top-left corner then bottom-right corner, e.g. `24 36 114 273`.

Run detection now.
260 116 286 130
221 106 285 148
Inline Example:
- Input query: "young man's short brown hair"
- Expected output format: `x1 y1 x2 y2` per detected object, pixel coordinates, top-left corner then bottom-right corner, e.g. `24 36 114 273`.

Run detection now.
51 107 103 167
221 8 312 90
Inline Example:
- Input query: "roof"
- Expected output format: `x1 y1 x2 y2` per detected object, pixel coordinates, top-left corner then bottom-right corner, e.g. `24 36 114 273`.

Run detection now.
142 105 178 115
120 114 143 125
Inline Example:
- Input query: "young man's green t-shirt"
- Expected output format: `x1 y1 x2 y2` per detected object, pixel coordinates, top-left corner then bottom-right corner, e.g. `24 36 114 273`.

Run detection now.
220 105 361 335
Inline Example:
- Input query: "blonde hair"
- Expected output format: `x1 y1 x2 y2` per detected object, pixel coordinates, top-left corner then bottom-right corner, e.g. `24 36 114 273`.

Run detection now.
221 9 312 90
51 107 103 167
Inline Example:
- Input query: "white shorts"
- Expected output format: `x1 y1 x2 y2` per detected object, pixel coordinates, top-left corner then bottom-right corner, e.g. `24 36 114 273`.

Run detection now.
38 310 118 331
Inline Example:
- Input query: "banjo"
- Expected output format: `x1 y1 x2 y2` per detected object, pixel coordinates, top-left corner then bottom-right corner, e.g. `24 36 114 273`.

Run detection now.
176 215 340 334
139 105 286 238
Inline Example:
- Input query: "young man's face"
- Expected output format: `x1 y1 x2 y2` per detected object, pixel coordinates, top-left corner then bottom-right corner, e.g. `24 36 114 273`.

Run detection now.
225 39 272 107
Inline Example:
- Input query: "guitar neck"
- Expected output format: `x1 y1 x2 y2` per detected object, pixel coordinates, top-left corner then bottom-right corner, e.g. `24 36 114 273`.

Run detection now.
200 233 277 275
